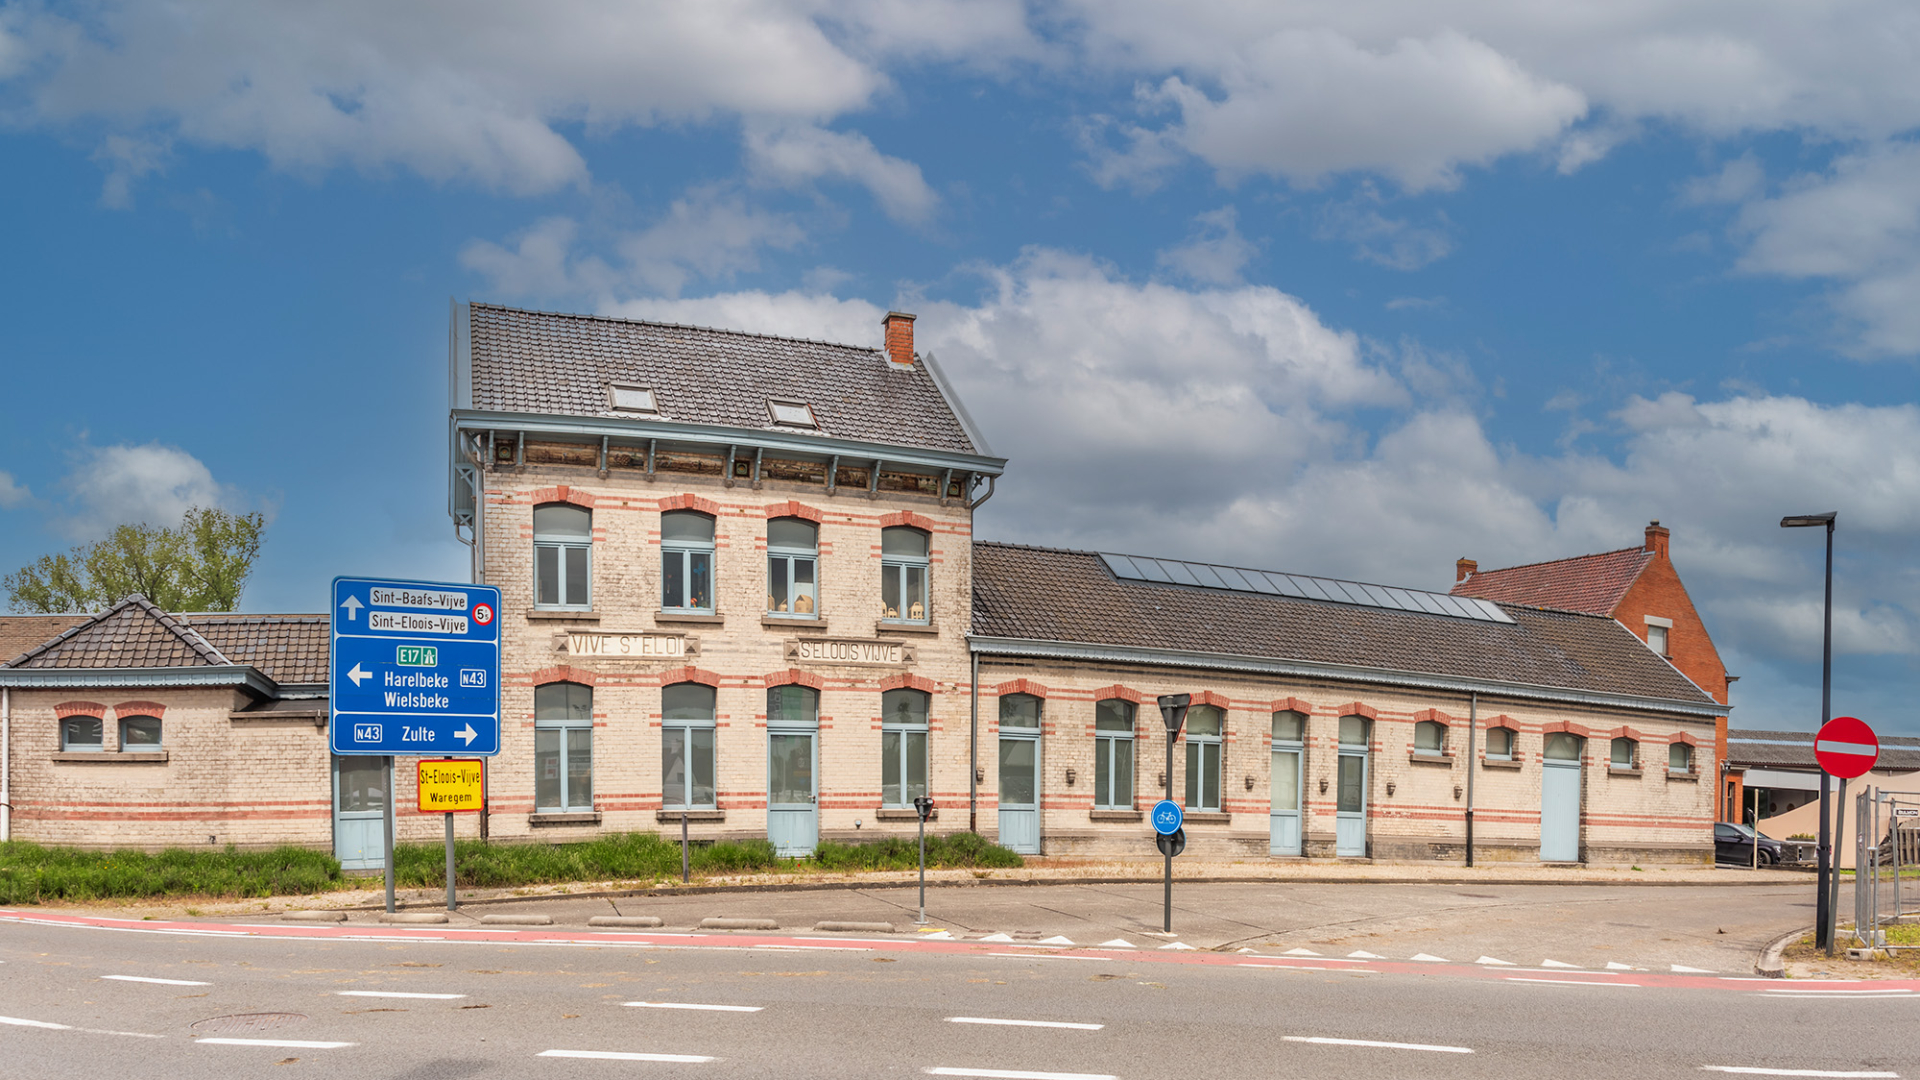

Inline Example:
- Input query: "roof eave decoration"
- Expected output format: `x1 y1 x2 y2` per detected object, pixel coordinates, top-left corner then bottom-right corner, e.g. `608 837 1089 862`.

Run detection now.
0 664 282 697
965 634 1729 719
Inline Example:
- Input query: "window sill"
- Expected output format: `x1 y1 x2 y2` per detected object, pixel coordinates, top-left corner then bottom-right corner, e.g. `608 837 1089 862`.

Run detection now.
52 751 168 763
657 809 725 823
1667 770 1700 782
1184 811 1230 825
875 808 937 822
875 619 939 635
1089 809 1143 822
527 609 599 622
1479 757 1523 769
529 811 601 825
1609 766 1643 777
655 611 724 626
1408 752 1454 765
762 614 828 631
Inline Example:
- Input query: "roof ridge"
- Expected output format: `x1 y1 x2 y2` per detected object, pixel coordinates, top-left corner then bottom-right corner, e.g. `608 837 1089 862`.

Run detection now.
129 595 233 666
1465 546 1651 577
4 595 231 669
975 539 1102 556
470 300 886 357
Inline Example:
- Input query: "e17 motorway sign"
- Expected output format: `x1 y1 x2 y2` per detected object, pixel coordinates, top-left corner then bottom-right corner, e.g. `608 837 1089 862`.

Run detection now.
331 576 501 757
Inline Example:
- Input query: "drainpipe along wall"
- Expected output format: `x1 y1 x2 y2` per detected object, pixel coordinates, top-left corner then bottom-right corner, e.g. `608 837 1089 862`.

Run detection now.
2 687 11 842
1464 692 1476 868
969 652 980 833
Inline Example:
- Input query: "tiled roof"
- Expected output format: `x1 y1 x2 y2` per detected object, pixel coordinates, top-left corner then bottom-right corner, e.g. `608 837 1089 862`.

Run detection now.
185 614 329 686
1728 729 1920 773
972 543 1715 707
3 597 228 670
1451 546 1654 616
467 303 983 456
0 615 89 667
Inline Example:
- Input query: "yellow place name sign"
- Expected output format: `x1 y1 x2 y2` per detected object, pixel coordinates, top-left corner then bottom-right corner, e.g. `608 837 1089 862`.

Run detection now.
417 759 485 813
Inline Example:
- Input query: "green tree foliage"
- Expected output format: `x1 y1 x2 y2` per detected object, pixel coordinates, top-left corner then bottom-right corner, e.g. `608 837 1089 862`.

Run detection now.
3 507 266 613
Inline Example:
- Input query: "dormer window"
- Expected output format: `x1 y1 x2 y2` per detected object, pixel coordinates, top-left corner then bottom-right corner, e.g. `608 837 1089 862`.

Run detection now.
609 384 659 414
768 400 817 428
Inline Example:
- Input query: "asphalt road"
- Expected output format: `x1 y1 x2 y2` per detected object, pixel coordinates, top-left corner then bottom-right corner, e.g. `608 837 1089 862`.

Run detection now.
2 902 1914 1080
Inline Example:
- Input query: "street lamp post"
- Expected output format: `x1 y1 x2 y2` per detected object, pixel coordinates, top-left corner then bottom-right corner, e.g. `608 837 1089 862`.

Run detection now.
1781 511 1837 955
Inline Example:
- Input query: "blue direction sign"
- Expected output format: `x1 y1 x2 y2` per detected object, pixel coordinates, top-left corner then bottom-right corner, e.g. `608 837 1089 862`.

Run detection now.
1151 799 1183 836
331 576 501 757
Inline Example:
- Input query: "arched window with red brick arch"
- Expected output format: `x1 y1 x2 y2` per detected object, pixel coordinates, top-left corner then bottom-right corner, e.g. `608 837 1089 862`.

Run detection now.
662 509 715 612
534 503 592 610
880 526 930 623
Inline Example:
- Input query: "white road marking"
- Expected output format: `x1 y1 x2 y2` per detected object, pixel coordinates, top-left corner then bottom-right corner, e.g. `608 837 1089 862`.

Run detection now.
197 1039 357 1049
1282 1035 1473 1054
1761 993 1915 1000
1506 977 1641 988
1284 948 1320 956
1540 959 1581 968
0 1015 70 1029
1704 1060 1896 1068
1241 964 1379 973
925 1060 1121 1068
336 991 466 1000
1347 950 1383 959
1475 956 1515 966
1607 962 1637 970
925 1069 1116 1080
948 1017 1104 1031
1409 953 1449 962
1158 942 1196 951
1762 988 1911 995
624 1002 763 1012
1672 964 1717 973
101 975 211 986
76 1028 165 1038
987 953 1110 962
979 933 1016 943
1037 936 1076 946
540 1050 715 1062
1096 939 1136 949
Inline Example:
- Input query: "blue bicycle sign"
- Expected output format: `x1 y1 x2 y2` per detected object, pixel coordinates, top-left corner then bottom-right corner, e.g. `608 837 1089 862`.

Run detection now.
1151 799 1184 836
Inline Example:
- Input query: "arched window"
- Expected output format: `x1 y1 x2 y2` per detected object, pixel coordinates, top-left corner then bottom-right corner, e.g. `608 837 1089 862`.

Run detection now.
768 685 819 726
534 503 592 609
535 682 593 812
1544 732 1584 761
1271 711 1306 744
1669 741 1695 774
662 683 717 810
61 715 103 752
767 517 819 617
881 527 930 623
662 510 715 612
1611 737 1638 769
880 688 930 807
999 693 1041 729
1095 699 1136 810
1414 720 1448 754
1484 726 1515 760
119 715 162 751
1338 715 1371 747
1185 704 1224 812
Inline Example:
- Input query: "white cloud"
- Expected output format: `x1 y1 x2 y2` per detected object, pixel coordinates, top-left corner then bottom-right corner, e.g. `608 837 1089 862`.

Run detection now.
1316 187 1455 270
57 443 234 540
607 290 886 346
90 134 170 209
0 470 30 509
1156 207 1257 284
743 122 937 224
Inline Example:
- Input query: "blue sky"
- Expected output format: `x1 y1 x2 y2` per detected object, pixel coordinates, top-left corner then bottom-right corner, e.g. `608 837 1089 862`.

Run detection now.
3 1 1919 734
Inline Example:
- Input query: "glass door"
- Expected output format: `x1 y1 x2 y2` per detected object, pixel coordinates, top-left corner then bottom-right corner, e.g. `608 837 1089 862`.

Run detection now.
998 735 1040 854
333 755 387 871
1336 715 1370 858
1270 747 1303 856
767 731 817 856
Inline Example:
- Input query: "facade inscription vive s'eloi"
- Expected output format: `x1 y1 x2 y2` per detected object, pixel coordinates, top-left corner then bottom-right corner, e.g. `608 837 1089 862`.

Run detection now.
563 631 692 658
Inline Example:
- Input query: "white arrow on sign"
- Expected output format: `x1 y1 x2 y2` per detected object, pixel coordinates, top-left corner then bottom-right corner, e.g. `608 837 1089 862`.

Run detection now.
346 663 372 687
455 724 478 746
339 595 363 621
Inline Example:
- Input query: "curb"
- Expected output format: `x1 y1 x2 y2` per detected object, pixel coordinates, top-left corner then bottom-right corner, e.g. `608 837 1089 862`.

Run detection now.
814 920 897 933
589 915 663 928
479 913 553 926
700 917 779 930
378 912 451 924
281 910 347 922
1756 925 1809 978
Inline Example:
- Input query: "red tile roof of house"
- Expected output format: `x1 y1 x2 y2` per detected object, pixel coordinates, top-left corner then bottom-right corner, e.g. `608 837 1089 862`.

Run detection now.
1450 546 1654 616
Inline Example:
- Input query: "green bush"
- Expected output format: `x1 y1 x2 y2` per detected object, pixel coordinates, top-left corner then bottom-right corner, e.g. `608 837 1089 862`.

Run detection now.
0 841 341 904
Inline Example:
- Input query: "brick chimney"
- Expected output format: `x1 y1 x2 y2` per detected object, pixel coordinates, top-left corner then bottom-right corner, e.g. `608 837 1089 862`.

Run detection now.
883 311 916 367
1455 557 1477 585
1645 520 1670 559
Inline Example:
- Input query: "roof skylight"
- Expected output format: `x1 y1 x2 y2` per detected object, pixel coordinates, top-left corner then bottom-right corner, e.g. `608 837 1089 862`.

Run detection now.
768 400 817 427
608 384 658 414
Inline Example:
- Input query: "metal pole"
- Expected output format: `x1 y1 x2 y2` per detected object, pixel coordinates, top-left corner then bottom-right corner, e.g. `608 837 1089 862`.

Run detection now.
1832 775 1848 950
1464 692 1476 868
1164 728 1175 934
445 812 456 911
917 810 928 924
969 652 979 834
681 810 690 883
383 756 396 914
1816 519 1835 954
1752 786 1759 871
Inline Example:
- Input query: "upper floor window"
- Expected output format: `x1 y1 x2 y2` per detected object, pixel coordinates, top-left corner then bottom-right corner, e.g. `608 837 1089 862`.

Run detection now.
662 683 717 810
1185 704 1223 812
120 715 162 750
1611 737 1638 769
534 504 592 609
1669 741 1695 773
1484 726 1515 760
61 715 103 752
1271 710 1305 745
1095 699 1136 810
662 511 715 612
881 688 930 807
999 693 1041 730
1647 623 1670 656
535 682 593 813
767 518 818 617
1414 720 1448 754
881 527 930 623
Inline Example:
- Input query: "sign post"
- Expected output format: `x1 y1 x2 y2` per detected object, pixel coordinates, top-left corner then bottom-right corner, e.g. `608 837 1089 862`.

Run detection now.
1815 716 1879 953
1155 694 1190 934
417 759 485 911
332 577 501 914
914 795 936 924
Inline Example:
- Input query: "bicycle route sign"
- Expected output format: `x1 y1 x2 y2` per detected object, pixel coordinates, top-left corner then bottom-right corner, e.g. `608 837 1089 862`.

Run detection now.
330 576 501 757
1151 799 1184 837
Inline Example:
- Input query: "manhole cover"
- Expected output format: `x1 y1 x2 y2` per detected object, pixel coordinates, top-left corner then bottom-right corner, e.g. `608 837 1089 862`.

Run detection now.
191 1013 308 1034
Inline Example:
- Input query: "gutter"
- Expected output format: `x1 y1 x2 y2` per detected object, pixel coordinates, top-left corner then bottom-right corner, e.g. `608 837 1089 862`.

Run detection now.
0 665 281 698
967 636 1729 720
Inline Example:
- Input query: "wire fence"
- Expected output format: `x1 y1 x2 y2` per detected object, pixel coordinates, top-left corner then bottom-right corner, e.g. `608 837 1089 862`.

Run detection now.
1851 787 1920 949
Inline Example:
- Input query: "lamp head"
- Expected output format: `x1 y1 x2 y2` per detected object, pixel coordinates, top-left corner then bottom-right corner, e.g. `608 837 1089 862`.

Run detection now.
1780 512 1838 528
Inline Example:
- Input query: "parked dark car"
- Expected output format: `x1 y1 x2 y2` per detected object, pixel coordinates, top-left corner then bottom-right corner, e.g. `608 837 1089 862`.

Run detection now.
1715 822 1785 866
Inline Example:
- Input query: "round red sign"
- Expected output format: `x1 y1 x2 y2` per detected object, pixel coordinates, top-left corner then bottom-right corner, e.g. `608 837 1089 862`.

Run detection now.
1814 715 1879 779
472 602 494 626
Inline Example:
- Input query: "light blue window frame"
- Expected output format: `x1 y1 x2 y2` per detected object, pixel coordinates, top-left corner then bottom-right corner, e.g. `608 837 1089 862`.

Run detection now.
1184 704 1224 812
881 688 930 807
535 682 593 813
880 527 931 624
534 503 592 610
662 682 718 810
767 517 819 618
1094 699 1136 810
661 510 716 613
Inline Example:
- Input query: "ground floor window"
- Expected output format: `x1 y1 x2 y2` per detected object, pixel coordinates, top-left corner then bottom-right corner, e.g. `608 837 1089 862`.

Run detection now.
662 682 718 810
1094 699 1135 809
61 715 103 752
881 688 929 806
535 682 593 812
1185 704 1223 812
1669 742 1694 773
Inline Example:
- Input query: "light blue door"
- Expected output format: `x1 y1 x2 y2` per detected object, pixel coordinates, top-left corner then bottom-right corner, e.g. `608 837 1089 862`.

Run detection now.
998 734 1041 854
1336 751 1368 857
1270 747 1302 856
1541 761 1582 862
332 756 386 871
767 731 817 856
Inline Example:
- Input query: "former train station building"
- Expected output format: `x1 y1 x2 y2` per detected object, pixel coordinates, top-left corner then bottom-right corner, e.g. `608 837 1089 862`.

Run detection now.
0 302 1731 865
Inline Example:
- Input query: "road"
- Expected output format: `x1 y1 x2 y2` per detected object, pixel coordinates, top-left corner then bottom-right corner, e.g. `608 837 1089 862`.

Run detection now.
1 893 1914 1080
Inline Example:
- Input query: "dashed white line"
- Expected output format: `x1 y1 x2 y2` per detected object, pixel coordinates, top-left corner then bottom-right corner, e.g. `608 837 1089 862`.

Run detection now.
101 975 211 986
623 1002 763 1012
1282 1035 1473 1054
1506 978 1641 988
947 1017 1104 1031
539 1050 715 1062
1761 994 1915 1000
925 1070 1117 1080
0 1015 70 1030
197 1038 358 1049
336 991 466 1000
1701 1068 1899 1077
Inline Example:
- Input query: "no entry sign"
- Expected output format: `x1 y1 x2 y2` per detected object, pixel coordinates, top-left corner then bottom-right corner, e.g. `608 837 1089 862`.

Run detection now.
1814 716 1879 779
